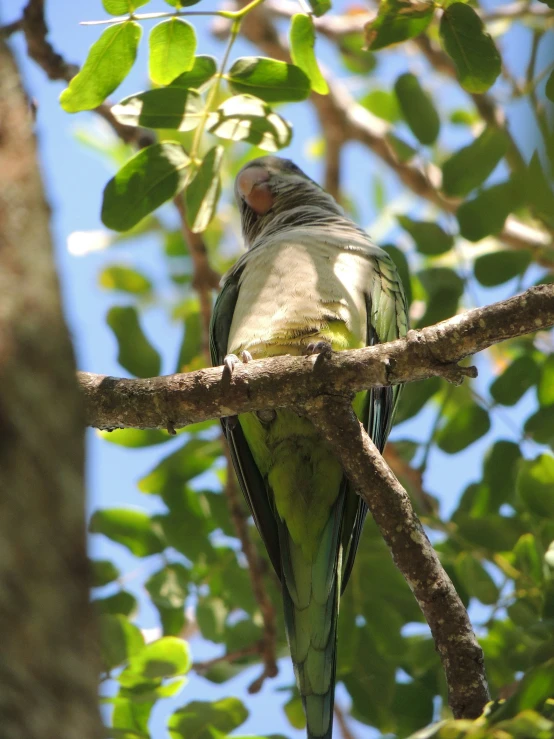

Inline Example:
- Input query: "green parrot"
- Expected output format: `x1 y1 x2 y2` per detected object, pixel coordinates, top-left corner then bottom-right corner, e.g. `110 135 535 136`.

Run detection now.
210 156 408 739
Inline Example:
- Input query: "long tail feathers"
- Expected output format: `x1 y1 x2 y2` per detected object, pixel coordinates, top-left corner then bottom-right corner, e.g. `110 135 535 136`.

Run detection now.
279 504 343 739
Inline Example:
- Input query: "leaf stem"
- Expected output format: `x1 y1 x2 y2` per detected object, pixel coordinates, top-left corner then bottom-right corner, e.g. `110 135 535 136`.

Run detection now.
81 0 266 26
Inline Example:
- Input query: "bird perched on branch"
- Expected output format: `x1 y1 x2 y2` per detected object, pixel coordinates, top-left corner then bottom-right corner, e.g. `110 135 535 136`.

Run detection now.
210 156 408 739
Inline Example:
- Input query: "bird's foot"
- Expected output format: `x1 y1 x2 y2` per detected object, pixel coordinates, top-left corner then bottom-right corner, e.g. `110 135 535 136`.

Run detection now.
223 350 253 379
305 340 333 359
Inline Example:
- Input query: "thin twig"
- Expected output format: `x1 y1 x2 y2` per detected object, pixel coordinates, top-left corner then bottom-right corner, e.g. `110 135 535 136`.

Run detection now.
192 643 261 673
334 703 358 739
222 441 278 693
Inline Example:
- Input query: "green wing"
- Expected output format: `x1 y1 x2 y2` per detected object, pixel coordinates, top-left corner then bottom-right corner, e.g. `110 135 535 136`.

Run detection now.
341 252 408 592
210 270 282 577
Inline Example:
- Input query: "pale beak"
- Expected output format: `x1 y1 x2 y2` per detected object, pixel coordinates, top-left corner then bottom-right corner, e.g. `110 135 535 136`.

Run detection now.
237 166 274 215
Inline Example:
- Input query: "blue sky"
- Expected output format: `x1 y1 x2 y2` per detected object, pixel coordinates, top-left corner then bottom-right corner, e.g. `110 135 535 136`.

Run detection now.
5 1 550 737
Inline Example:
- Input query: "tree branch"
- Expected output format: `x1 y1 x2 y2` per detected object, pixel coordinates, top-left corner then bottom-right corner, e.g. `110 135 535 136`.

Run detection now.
79 284 553 431
305 397 489 718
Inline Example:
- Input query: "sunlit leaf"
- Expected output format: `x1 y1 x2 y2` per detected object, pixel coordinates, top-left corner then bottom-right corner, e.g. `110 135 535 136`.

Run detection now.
397 216 453 255
284 695 306 730
207 95 292 152
474 250 531 287
112 89 203 131
513 534 544 585
89 507 165 556
517 455 554 519
102 143 190 231
98 428 177 447
197 597 228 643
490 356 539 405
360 89 400 123
99 265 153 295
227 57 310 103
538 355 554 407
103 0 150 12
365 0 434 51
305 0 331 17
149 19 196 85
170 56 217 89
60 22 141 112
165 0 202 7
290 14 328 95
120 637 191 686
99 614 144 672
442 127 507 197
439 2 501 93
436 402 490 453
395 72 440 146
107 306 161 377
185 146 224 233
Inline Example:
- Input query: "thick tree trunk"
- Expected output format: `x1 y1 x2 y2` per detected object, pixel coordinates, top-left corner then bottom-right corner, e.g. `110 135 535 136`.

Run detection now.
0 39 103 739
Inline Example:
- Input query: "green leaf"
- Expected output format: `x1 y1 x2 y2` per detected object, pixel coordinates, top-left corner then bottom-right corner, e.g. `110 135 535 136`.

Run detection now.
547 70 554 103
457 180 525 242
185 146 224 233
112 697 152 738
365 0 434 51
474 250 531 287
207 95 292 152
145 565 190 609
525 406 554 448
386 132 416 162
455 552 499 605
539 355 554 407
513 534 544 585
227 57 310 103
99 614 144 672
165 0 202 7
158 606 187 636
139 439 221 496
417 268 464 327
395 376 442 424
483 440 521 510
436 402 490 453
98 428 176 447
284 696 306 730
112 89 203 131
196 597 228 643
305 0 331 17
290 14 328 95
394 72 440 146
103 0 150 13
91 559 120 587
397 216 453 255
168 698 248 739
456 513 525 551
360 89 400 123
517 455 554 519
382 244 412 306
107 306 161 377
391 682 434 738
60 22 142 113
99 265 153 295
89 507 165 556
176 304 202 371
170 56 217 89
102 143 190 231
439 2 501 93
339 34 376 74
490 356 540 406
442 127 507 197
526 152 554 229
120 637 191 686
149 19 196 86
94 590 137 617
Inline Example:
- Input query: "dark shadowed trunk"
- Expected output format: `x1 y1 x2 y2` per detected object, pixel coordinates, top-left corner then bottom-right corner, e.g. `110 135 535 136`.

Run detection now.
0 38 103 739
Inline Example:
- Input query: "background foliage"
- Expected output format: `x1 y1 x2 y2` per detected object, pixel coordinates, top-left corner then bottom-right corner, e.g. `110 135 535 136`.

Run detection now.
9 0 554 737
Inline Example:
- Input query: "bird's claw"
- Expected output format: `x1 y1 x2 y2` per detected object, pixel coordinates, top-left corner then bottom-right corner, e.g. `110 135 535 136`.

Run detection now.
223 350 253 377
305 340 333 358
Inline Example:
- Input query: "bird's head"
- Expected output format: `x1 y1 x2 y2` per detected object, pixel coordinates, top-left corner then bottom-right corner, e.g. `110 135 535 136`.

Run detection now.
235 156 342 248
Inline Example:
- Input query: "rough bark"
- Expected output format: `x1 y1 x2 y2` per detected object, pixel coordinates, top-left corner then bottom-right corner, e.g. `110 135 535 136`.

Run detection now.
0 39 103 739
78 284 554 431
